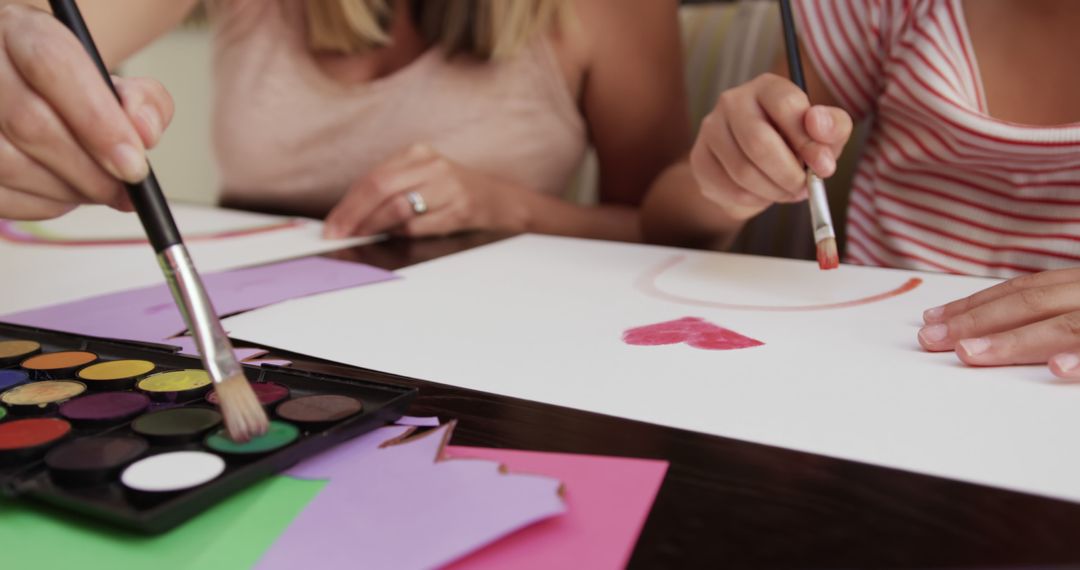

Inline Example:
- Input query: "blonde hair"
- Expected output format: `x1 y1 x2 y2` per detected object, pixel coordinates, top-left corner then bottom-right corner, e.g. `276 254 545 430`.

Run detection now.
306 0 566 60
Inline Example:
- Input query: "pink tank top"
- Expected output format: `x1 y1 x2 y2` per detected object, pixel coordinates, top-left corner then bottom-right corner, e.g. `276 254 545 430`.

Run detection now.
209 0 587 217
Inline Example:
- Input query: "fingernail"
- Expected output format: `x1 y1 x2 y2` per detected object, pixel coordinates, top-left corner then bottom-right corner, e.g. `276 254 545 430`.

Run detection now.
816 153 836 176
923 305 945 323
109 144 148 182
958 337 991 357
815 107 833 132
1052 353 1080 373
139 106 161 142
918 323 949 344
324 226 341 239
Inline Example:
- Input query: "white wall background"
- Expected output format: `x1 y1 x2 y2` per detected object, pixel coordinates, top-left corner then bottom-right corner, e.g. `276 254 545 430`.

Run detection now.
123 28 218 205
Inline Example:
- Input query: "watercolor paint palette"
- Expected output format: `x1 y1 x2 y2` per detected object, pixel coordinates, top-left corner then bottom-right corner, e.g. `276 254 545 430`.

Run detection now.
0 322 416 533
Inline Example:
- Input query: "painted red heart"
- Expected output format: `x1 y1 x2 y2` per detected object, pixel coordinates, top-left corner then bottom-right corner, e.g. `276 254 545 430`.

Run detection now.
622 317 763 350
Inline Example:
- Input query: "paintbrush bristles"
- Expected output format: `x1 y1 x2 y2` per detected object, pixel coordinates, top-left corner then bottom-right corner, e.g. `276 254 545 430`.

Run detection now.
816 237 840 270
215 373 269 442
806 172 839 270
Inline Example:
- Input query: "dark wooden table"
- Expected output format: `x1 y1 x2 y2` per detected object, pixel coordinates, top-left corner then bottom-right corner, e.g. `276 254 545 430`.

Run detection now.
270 233 1080 569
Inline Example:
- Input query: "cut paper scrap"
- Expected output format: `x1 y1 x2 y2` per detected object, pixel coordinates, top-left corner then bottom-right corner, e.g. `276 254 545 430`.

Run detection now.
0 475 324 570
246 359 294 368
0 203 377 314
623 317 763 350
259 423 566 570
165 336 268 360
3 257 397 351
396 415 442 427
444 448 669 570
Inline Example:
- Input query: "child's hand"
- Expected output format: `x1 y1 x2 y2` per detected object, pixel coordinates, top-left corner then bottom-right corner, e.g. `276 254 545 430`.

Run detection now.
690 73 853 220
919 268 1080 378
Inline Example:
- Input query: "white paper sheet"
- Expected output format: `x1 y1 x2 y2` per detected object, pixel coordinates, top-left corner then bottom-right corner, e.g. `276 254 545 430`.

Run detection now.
223 235 1080 503
0 204 373 314
3 204 286 241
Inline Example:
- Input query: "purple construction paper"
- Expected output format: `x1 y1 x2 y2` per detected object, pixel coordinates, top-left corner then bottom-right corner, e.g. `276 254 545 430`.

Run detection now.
259 423 565 570
2 257 396 345
396 415 441 427
286 425 413 479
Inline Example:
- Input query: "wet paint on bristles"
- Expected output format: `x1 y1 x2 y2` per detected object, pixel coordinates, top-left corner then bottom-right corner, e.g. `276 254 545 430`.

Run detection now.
816 238 840 271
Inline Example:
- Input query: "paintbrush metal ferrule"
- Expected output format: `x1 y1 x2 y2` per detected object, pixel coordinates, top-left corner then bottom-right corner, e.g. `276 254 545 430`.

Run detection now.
156 244 244 384
807 171 836 244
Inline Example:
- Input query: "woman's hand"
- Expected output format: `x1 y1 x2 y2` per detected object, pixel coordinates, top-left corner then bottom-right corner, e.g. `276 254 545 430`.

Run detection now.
919 268 1080 378
690 73 853 222
0 4 173 220
323 144 532 239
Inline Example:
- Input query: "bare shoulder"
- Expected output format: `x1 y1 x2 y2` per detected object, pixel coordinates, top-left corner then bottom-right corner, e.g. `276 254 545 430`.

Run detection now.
564 0 679 54
570 0 679 29
546 0 680 99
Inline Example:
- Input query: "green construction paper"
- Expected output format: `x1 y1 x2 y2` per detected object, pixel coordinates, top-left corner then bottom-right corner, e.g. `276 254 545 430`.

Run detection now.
0 475 324 570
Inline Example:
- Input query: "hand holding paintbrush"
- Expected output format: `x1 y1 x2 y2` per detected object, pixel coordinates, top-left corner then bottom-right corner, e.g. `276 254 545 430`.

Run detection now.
47 0 268 442
669 1 852 264
778 0 838 270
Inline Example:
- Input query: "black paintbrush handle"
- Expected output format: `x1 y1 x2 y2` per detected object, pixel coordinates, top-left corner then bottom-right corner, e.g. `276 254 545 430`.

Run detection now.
778 0 807 93
48 0 182 253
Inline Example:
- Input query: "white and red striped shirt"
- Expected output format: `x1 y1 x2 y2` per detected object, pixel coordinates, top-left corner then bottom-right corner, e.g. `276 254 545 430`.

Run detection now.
796 0 1080 277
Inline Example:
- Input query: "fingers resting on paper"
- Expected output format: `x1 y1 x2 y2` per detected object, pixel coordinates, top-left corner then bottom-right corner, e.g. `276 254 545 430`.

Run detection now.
919 268 1080 378
324 144 524 239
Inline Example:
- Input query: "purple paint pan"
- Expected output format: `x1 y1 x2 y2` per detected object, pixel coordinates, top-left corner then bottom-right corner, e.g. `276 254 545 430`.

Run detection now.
59 392 151 425
206 382 289 409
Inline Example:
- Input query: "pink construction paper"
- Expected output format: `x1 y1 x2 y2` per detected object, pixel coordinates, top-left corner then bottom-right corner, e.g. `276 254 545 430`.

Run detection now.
443 448 668 570
259 423 565 570
2 257 395 345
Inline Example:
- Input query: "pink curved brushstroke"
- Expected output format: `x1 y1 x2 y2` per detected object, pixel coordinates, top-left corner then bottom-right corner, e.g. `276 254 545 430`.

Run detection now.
636 254 923 312
0 218 305 247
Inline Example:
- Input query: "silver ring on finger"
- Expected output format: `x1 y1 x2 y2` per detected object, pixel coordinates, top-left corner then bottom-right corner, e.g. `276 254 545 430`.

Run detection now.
405 191 428 215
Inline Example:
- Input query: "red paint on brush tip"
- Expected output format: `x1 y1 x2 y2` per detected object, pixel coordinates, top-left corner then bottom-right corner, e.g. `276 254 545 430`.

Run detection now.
816 244 839 270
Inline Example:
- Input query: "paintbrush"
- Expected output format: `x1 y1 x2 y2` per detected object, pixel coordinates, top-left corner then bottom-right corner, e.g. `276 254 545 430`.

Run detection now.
778 0 839 270
48 0 268 442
